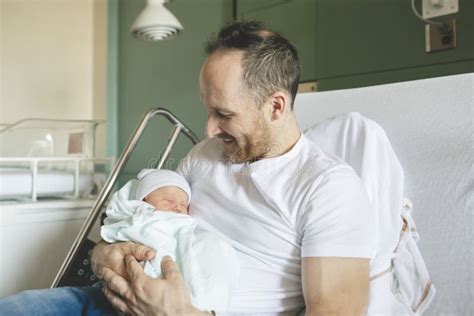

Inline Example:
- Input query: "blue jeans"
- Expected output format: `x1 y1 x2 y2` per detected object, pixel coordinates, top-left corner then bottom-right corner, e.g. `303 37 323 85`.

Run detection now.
0 283 117 315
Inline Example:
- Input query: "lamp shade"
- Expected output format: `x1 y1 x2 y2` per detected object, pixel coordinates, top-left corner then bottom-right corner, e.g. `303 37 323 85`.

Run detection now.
130 0 183 42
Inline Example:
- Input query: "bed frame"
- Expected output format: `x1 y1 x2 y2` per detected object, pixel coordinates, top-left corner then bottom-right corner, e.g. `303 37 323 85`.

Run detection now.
51 108 199 287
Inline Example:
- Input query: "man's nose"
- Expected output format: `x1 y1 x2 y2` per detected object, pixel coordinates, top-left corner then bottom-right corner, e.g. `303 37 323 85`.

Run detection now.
205 114 221 138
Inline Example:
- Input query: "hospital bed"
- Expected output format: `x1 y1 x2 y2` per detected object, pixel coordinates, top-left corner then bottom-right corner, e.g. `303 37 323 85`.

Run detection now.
0 118 112 296
51 73 472 314
292 73 472 314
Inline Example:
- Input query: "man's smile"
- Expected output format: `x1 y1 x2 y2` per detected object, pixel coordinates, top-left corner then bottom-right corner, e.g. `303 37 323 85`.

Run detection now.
218 133 236 144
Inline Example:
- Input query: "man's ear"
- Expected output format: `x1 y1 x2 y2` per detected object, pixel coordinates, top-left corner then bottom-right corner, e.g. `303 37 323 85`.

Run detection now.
268 91 290 121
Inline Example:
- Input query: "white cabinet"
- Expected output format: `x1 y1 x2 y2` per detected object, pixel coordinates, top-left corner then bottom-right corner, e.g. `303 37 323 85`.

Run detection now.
0 199 99 297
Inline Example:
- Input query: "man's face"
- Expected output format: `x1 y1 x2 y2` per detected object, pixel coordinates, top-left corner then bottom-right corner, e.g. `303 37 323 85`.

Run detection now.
199 50 272 163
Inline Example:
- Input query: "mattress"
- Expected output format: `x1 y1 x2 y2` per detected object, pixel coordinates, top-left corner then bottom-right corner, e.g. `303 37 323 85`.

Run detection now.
0 167 96 199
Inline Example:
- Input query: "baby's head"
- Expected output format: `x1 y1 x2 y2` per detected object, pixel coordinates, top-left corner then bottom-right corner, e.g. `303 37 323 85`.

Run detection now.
135 169 191 214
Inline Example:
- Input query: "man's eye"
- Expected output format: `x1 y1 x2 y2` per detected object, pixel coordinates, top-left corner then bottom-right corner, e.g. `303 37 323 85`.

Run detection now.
216 111 232 118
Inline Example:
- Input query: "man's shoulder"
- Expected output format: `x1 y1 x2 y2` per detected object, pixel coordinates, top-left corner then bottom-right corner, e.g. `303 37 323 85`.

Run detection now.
297 138 367 206
296 135 352 180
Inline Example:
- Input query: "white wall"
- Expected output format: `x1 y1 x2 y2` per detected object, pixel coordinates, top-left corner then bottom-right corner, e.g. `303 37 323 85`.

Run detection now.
0 0 107 156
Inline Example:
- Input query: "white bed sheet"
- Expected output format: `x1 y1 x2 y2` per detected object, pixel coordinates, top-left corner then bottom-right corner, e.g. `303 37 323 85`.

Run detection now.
293 73 473 315
0 167 95 199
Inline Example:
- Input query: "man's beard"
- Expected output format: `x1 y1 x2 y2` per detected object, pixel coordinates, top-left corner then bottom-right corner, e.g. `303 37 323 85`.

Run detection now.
221 115 273 163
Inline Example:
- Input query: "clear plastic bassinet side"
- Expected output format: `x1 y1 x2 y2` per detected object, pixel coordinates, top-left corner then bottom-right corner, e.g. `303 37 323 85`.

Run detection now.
0 118 103 159
0 118 112 201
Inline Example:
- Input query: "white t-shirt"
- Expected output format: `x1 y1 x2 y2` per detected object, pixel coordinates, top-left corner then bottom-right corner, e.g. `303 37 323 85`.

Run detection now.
177 134 377 314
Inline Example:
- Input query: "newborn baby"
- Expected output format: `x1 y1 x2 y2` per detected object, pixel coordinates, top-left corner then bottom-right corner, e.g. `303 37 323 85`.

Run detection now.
137 168 191 215
101 169 239 313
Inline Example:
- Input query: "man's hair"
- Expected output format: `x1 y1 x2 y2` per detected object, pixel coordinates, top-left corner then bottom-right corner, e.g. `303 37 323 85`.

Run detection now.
204 20 301 109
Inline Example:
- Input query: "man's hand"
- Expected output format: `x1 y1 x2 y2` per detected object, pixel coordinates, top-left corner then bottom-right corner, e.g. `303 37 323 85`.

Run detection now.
91 241 156 279
101 255 207 316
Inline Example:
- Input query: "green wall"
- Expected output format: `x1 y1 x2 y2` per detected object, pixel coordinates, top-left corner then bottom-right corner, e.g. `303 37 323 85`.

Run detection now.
315 0 473 90
237 0 317 82
109 0 233 184
237 0 474 90
109 0 473 181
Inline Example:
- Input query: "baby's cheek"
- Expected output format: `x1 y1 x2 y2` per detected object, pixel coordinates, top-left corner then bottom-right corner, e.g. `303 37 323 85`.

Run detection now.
151 200 166 210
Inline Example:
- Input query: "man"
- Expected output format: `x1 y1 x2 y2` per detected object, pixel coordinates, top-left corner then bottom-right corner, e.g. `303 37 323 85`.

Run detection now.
94 20 376 315
0 20 375 315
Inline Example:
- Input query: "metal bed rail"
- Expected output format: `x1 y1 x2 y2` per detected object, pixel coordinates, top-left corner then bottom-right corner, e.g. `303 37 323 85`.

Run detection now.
51 108 200 288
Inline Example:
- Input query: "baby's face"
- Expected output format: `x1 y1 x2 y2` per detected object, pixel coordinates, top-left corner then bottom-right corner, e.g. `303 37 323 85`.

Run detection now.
144 186 189 214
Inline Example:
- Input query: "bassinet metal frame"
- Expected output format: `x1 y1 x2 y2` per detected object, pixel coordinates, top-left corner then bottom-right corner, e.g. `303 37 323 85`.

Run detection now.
51 108 200 287
0 157 113 201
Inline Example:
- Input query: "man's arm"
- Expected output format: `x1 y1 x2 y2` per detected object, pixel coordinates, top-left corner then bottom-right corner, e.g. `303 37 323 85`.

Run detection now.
302 257 370 316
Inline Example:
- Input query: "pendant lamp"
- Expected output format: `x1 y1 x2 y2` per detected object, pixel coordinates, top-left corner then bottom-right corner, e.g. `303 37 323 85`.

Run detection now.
130 0 183 41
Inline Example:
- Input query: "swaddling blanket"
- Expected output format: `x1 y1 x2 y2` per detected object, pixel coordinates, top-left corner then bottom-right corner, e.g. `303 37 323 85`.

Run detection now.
101 180 239 312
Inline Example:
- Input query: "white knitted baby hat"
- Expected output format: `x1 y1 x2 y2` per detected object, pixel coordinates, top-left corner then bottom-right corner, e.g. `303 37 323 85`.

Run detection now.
135 169 191 203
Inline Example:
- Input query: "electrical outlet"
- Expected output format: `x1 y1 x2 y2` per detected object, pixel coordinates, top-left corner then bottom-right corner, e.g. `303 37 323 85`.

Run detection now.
422 0 458 19
425 19 456 53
